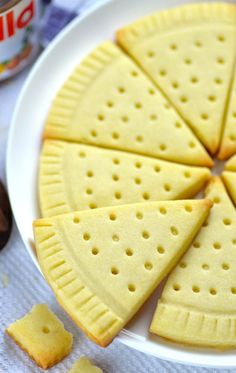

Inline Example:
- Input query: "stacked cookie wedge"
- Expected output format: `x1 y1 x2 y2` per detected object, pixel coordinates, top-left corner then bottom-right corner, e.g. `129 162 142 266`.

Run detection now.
44 41 212 166
39 140 210 217
34 2 236 350
34 200 211 346
151 178 236 349
117 2 236 156
222 155 236 206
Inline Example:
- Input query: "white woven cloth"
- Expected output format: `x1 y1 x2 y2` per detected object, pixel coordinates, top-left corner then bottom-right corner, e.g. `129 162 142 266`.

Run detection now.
0 2 233 372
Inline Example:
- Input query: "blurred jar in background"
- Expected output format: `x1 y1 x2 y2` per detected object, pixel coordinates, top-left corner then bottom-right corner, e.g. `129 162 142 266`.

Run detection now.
0 0 41 81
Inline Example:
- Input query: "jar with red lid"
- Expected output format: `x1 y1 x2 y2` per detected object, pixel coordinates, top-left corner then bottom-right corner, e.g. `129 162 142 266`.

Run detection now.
0 0 41 80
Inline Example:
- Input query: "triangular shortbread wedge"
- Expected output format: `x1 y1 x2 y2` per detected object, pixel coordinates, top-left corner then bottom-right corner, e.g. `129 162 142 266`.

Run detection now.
44 41 212 167
150 177 236 349
222 172 236 207
33 200 211 346
117 3 236 154
222 155 236 205
218 68 236 160
39 140 210 217
225 154 236 171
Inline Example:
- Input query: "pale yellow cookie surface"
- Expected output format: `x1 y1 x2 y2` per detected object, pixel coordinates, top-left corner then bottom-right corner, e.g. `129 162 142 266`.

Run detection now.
117 3 236 154
68 357 102 373
6 304 73 369
44 41 212 167
150 177 236 349
219 67 236 159
223 156 236 205
225 154 236 171
33 199 211 346
222 171 236 207
39 140 210 217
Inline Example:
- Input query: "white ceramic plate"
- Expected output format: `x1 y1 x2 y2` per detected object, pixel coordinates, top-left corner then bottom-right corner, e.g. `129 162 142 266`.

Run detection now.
6 0 236 368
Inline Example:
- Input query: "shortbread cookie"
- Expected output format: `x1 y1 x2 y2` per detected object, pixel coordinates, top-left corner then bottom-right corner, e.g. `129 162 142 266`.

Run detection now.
224 156 236 205
6 304 73 369
222 172 236 206
117 3 236 154
225 154 236 171
33 199 211 346
150 177 236 349
68 357 102 373
218 67 236 159
44 42 212 167
39 140 210 217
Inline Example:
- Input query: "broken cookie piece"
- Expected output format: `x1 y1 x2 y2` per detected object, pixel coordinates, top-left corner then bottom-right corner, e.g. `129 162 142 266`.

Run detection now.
6 304 73 369
68 356 102 373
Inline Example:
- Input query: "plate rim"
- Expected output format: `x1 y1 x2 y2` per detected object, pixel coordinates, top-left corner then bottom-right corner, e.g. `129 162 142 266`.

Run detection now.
6 0 236 368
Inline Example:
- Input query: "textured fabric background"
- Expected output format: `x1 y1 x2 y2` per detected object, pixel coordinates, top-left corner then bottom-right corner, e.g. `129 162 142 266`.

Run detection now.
0 1 234 372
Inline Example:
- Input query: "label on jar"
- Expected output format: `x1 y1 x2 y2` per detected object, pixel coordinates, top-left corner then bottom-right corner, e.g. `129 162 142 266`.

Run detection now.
0 0 40 80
